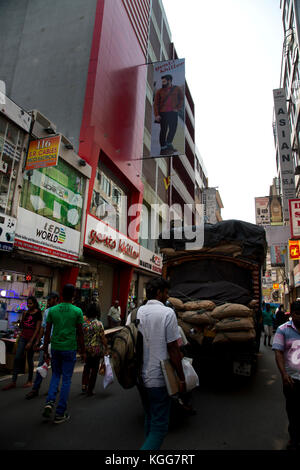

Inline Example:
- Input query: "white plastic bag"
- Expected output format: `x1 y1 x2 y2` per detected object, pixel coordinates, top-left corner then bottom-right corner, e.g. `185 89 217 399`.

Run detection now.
103 355 114 389
182 357 199 392
36 361 49 379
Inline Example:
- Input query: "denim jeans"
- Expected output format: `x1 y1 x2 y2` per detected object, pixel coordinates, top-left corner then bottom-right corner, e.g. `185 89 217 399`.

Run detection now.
12 337 35 383
32 350 45 391
138 385 171 450
46 349 76 416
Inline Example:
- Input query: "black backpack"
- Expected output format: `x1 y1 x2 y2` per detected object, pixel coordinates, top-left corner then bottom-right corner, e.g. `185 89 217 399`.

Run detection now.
110 309 143 389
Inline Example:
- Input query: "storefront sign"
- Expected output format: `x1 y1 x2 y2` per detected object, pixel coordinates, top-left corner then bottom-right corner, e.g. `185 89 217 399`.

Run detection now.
0 214 16 251
294 263 300 287
84 214 140 267
255 197 270 226
273 283 279 290
289 199 300 238
273 88 296 221
25 135 61 171
289 239 300 260
270 245 286 267
139 246 163 274
15 208 80 260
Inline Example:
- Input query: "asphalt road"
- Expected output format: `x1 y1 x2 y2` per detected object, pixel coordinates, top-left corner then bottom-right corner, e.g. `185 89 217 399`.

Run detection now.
0 338 289 451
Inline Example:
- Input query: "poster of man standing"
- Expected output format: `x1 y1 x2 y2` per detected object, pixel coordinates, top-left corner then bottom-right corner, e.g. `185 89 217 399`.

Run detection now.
150 59 185 157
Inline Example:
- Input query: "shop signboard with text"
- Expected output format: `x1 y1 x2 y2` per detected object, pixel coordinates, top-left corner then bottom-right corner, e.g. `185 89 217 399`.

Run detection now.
15 157 84 260
0 214 16 251
289 199 300 239
25 135 61 171
84 214 140 267
139 246 162 274
289 239 300 260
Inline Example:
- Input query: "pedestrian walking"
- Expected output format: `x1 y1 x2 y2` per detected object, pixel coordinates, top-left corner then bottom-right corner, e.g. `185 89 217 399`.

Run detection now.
136 277 186 450
274 304 286 331
25 292 60 400
81 302 108 396
2 296 42 391
42 284 86 424
272 300 300 450
107 300 121 328
262 303 273 346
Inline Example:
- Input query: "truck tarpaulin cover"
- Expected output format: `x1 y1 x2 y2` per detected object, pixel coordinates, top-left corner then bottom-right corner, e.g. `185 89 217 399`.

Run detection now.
159 220 267 306
158 220 267 264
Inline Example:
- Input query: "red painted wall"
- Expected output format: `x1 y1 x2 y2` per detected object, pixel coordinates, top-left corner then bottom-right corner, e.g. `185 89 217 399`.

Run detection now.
79 0 148 318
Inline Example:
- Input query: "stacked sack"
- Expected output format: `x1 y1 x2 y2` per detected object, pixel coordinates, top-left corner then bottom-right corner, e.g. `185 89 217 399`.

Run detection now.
168 297 257 346
168 297 216 346
211 303 256 344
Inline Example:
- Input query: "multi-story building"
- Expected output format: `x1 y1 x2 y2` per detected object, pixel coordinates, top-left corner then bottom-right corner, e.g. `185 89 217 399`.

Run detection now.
0 0 214 322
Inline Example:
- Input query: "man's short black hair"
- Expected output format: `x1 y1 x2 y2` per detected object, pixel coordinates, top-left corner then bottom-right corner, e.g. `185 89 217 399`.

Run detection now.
146 277 170 300
291 301 300 315
62 284 75 302
161 74 172 82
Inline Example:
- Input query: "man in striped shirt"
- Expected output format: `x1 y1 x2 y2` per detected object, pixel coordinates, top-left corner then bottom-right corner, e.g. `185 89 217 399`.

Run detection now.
272 301 300 450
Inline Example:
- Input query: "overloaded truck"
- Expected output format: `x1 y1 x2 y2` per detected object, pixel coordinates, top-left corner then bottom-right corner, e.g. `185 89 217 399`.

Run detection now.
158 220 267 377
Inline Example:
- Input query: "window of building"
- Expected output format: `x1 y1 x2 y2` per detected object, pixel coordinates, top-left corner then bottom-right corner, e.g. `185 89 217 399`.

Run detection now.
101 174 111 198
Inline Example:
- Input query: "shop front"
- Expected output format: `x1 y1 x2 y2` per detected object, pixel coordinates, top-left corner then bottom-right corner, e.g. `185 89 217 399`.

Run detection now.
132 246 163 308
84 214 140 326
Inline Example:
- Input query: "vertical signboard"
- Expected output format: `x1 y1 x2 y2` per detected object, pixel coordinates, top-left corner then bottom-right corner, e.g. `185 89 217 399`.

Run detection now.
148 59 185 158
255 197 270 226
273 88 296 221
289 199 300 238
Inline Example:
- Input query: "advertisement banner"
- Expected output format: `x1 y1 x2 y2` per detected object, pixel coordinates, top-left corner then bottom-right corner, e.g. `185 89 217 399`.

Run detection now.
25 135 61 171
289 199 300 238
16 157 84 260
0 214 16 251
255 197 270 226
148 59 185 158
270 245 286 267
273 88 296 221
84 214 140 267
139 246 162 274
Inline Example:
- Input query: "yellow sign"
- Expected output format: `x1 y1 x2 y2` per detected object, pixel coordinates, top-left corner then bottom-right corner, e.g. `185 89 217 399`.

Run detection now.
273 283 279 290
289 239 300 260
25 135 61 171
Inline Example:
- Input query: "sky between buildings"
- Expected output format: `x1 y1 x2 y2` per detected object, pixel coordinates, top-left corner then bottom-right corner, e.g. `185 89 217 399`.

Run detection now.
162 0 284 224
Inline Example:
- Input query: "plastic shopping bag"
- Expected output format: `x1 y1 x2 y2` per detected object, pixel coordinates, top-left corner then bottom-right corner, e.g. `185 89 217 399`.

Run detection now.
103 355 114 389
182 357 199 392
36 361 49 379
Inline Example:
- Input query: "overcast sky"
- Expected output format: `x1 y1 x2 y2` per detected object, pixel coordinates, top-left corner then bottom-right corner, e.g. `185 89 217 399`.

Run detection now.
162 0 284 224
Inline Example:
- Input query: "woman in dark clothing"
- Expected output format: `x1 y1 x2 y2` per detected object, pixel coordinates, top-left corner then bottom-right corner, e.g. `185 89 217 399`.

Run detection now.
2 296 42 390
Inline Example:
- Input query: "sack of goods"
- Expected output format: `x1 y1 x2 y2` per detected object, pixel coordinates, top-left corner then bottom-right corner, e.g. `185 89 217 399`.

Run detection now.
178 319 205 345
213 328 256 344
183 300 216 311
210 303 253 320
168 297 185 311
180 309 215 326
215 316 255 332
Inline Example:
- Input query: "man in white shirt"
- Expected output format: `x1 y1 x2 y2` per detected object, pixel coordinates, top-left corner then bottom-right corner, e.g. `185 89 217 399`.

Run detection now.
107 300 121 328
137 277 186 450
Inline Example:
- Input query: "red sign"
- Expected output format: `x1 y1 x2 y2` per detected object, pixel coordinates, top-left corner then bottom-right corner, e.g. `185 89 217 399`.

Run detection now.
289 199 300 239
289 239 300 259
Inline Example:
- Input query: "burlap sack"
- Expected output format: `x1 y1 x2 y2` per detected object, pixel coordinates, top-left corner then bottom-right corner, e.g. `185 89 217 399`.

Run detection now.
215 316 255 332
181 310 215 326
212 328 256 344
168 297 185 310
211 303 252 320
184 300 216 311
177 319 204 344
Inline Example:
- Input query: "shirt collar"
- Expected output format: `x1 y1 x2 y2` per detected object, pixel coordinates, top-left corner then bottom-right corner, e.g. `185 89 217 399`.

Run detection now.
147 300 165 306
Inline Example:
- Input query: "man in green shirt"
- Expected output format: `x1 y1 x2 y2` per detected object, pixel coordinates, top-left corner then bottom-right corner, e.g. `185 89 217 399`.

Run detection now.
42 284 85 424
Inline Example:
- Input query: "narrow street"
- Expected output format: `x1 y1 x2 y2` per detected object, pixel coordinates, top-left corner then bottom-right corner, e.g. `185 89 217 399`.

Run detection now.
0 338 288 451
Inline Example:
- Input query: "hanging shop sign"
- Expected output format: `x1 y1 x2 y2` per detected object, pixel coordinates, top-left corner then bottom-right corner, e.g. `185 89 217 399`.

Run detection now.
255 197 270 226
273 283 279 290
289 239 300 260
273 88 296 221
25 135 61 171
270 245 286 267
139 246 162 274
15 157 84 261
289 199 300 239
84 214 140 267
0 214 16 251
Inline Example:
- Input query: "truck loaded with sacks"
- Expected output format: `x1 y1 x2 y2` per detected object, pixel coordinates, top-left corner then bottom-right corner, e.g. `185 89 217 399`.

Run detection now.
158 220 267 377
